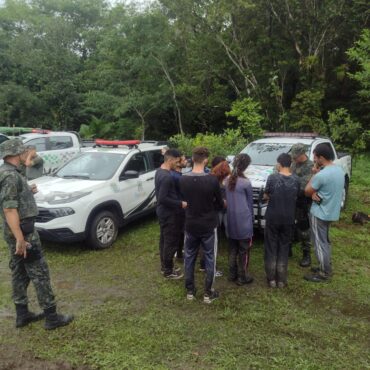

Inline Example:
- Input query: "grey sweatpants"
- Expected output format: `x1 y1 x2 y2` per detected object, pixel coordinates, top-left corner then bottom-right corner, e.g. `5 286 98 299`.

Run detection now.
309 214 332 276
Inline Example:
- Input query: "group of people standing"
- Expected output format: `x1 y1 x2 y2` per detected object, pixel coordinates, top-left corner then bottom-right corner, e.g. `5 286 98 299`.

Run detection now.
155 142 345 303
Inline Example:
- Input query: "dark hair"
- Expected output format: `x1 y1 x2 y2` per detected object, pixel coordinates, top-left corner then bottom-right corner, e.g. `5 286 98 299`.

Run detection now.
313 143 335 161
164 149 181 161
211 156 226 168
277 153 292 168
192 146 209 164
228 154 251 191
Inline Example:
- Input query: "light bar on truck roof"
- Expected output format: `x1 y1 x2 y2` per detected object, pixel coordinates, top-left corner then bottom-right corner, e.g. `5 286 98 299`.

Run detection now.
31 129 52 134
94 139 141 148
264 132 319 138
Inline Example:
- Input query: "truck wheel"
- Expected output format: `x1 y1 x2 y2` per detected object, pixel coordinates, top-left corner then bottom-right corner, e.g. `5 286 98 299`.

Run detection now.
341 178 349 210
87 211 118 249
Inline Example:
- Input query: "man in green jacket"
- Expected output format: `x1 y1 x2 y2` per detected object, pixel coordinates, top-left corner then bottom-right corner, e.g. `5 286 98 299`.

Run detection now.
0 139 73 330
290 143 314 267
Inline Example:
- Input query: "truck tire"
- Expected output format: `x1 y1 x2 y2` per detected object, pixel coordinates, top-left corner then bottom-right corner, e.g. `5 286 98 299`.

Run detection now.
341 178 349 210
87 210 118 249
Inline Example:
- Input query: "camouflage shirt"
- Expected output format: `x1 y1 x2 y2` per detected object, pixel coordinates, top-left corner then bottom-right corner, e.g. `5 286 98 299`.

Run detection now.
0 162 38 221
291 158 314 195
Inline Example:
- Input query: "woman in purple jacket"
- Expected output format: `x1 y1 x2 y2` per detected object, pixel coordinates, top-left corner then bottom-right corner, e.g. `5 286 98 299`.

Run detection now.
225 154 254 285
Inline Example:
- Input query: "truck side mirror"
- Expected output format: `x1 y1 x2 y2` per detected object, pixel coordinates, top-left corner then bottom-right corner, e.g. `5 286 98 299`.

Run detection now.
120 170 139 181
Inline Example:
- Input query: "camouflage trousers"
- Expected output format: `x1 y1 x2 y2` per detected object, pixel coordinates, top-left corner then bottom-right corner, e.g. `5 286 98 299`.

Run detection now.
295 206 311 253
4 227 56 310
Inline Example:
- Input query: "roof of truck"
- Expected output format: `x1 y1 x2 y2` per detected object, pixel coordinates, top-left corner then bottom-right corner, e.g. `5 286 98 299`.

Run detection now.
251 137 328 145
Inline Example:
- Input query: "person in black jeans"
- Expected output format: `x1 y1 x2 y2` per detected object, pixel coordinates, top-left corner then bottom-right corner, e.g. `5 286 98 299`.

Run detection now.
180 147 224 303
263 153 300 288
155 149 187 279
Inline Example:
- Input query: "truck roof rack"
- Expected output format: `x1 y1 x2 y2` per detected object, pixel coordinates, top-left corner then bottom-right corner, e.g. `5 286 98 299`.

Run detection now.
264 132 319 138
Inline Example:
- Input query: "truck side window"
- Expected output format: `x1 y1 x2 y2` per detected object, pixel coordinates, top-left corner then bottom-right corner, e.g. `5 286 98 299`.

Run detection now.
0 135 9 145
124 153 149 174
25 138 47 151
147 150 163 170
312 141 337 159
49 136 73 150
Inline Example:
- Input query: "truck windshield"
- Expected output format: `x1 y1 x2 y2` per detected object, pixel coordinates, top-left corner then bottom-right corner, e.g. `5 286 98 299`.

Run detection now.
241 143 296 166
56 152 125 180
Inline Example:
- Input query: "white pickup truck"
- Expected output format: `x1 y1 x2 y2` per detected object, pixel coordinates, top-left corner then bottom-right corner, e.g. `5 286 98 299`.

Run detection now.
230 134 352 229
20 132 83 175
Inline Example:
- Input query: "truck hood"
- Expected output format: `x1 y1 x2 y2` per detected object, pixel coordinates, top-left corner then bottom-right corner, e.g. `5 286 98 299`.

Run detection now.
244 165 274 188
31 176 105 205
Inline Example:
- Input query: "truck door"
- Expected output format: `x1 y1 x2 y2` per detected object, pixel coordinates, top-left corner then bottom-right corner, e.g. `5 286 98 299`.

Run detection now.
118 152 151 218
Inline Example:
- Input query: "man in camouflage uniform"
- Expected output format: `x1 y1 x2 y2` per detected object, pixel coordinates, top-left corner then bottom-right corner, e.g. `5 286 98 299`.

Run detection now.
0 139 73 330
290 143 314 267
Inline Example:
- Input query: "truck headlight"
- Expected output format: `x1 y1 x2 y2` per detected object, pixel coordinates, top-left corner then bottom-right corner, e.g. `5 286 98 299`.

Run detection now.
45 191 91 205
49 207 75 218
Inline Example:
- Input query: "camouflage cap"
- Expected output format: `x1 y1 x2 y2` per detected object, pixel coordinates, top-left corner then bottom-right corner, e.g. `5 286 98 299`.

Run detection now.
0 138 26 159
290 143 308 159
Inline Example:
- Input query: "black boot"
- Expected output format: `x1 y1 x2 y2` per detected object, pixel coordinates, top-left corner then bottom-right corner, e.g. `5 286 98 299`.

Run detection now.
15 304 45 328
299 250 311 267
44 306 74 330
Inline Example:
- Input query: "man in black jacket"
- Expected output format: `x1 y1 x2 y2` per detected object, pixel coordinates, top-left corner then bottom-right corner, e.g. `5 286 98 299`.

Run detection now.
155 149 187 279
180 147 224 303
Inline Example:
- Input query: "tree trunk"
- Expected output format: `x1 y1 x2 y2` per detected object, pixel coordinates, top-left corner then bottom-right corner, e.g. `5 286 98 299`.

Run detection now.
153 55 184 135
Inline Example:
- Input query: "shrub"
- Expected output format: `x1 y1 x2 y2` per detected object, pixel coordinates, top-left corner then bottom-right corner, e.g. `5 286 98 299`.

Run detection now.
225 97 264 141
327 108 366 155
169 128 247 161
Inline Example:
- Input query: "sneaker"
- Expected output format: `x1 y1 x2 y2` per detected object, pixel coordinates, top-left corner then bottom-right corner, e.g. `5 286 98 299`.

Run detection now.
203 290 219 304
186 291 195 301
277 281 286 288
304 273 329 283
199 267 205 272
228 276 237 282
268 280 277 288
164 270 183 280
310 266 320 273
236 276 254 286
215 270 223 277
161 266 181 275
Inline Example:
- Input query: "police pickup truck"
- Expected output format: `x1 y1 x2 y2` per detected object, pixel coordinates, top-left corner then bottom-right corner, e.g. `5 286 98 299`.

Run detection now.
229 133 352 229
31 140 166 249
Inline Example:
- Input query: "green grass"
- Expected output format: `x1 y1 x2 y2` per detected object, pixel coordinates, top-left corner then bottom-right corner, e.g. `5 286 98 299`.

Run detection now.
0 156 369 369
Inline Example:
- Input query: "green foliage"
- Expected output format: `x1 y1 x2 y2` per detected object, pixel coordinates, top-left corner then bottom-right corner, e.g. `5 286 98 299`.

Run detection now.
347 28 370 100
327 108 366 154
0 0 368 153
79 118 141 140
289 89 326 133
170 128 246 160
225 98 264 140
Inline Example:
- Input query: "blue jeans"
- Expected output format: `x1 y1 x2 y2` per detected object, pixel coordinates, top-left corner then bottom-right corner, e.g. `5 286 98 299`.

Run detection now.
184 229 217 295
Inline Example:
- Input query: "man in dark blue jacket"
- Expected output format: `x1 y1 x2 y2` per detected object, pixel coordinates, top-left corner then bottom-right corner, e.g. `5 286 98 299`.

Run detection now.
155 149 187 279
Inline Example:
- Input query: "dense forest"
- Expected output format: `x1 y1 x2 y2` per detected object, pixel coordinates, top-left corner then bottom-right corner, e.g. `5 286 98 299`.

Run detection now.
0 0 369 151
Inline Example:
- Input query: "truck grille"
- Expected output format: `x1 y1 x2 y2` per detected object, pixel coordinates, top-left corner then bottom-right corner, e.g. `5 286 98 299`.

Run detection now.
36 208 56 223
252 187 264 203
